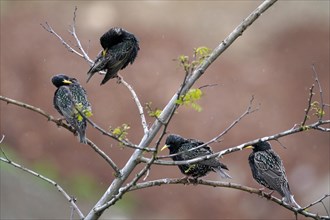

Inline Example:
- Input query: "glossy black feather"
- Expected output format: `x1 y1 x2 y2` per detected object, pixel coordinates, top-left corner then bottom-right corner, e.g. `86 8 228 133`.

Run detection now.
87 27 139 85
164 134 231 179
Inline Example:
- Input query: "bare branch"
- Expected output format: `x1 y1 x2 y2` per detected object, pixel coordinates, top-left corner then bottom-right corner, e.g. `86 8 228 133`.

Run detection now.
128 178 329 220
0 150 85 219
86 138 121 175
156 95 258 159
119 76 149 134
68 6 94 65
85 1 279 219
302 194 330 216
0 95 120 174
82 113 155 152
312 64 326 122
140 119 330 166
40 22 84 59
93 154 157 214
0 95 74 132
301 84 315 126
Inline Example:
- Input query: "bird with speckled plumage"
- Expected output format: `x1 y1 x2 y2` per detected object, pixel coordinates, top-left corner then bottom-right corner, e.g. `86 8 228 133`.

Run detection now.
161 134 231 179
52 74 92 144
246 141 301 208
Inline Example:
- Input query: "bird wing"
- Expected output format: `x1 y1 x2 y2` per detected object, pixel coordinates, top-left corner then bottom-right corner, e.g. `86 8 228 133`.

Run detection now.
100 41 137 85
180 140 218 166
254 150 289 194
87 51 110 74
54 86 75 120
70 83 91 109
108 41 136 69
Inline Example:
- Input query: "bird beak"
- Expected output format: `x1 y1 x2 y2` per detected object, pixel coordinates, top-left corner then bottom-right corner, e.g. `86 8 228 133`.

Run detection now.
245 145 254 149
102 49 108 57
62 79 72 84
161 145 169 151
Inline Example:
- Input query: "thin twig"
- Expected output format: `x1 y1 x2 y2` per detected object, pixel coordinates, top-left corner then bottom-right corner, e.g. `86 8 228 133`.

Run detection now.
94 154 157 213
140 119 330 166
40 22 84 58
86 138 121 175
156 95 258 159
82 113 155 152
119 76 149 134
302 194 330 215
68 6 94 65
312 64 325 122
128 178 329 220
0 95 120 174
0 153 85 219
301 84 315 126
0 95 74 132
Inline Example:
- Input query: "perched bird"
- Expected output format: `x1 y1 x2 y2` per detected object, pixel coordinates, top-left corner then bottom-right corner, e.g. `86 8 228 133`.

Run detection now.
52 74 92 144
87 27 140 85
161 134 231 179
247 141 301 208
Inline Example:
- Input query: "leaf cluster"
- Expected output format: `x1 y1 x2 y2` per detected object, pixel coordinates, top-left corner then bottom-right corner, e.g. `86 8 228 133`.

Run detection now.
75 103 93 122
176 88 203 112
177 46 211 74
110 124 130 141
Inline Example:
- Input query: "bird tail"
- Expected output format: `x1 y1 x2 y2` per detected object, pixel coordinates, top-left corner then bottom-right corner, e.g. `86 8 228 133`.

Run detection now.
75 121 87 144
77 130 87 144
214 166 232 179
86 71 95 83
283 194 301 209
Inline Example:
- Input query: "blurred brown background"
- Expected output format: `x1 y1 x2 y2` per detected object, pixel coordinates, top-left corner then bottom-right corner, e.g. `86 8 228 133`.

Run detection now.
1 1 329 219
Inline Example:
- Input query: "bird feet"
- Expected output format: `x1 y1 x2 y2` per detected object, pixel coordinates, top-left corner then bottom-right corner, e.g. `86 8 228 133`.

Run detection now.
56 117 66 126
260 189 274 199
115 75 122 84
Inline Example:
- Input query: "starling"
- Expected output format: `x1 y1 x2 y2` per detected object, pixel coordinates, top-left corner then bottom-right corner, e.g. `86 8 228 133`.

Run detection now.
52 74 92 144
87 27 140 85
161 134 231 179
247 141 301 208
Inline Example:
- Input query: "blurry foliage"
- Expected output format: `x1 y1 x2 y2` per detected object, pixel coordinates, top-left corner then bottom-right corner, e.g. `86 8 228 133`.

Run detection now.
177 46 211 74
69 173 102 199
74 103 93 122
115 193 137 215
110 124 130 141
145 102 162 118
311 101 325 118
32 160 60 181
176 88 203 112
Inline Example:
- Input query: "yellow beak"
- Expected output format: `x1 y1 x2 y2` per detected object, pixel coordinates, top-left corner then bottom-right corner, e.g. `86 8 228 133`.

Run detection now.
161 145 169 151
245 145 254 149
102 49 108 57
62 79 72 84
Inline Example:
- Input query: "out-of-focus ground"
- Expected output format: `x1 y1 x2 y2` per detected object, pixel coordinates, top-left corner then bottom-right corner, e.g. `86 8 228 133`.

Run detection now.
1 1 329 219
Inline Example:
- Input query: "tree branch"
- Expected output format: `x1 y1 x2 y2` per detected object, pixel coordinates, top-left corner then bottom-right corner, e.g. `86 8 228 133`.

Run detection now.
140 119 329 166
68 6 94 65
301 84 315 126
312 64 326 122
0 147 85 219
85 1 279 219
156 95 258 159
128 178 329 220
119 76 149 134
0 95 121 174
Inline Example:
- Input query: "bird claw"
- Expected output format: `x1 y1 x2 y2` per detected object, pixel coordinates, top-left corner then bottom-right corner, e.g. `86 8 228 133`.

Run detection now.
115 75 122 84
179 176 189 184
260 189 274 199
56 117 66 126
